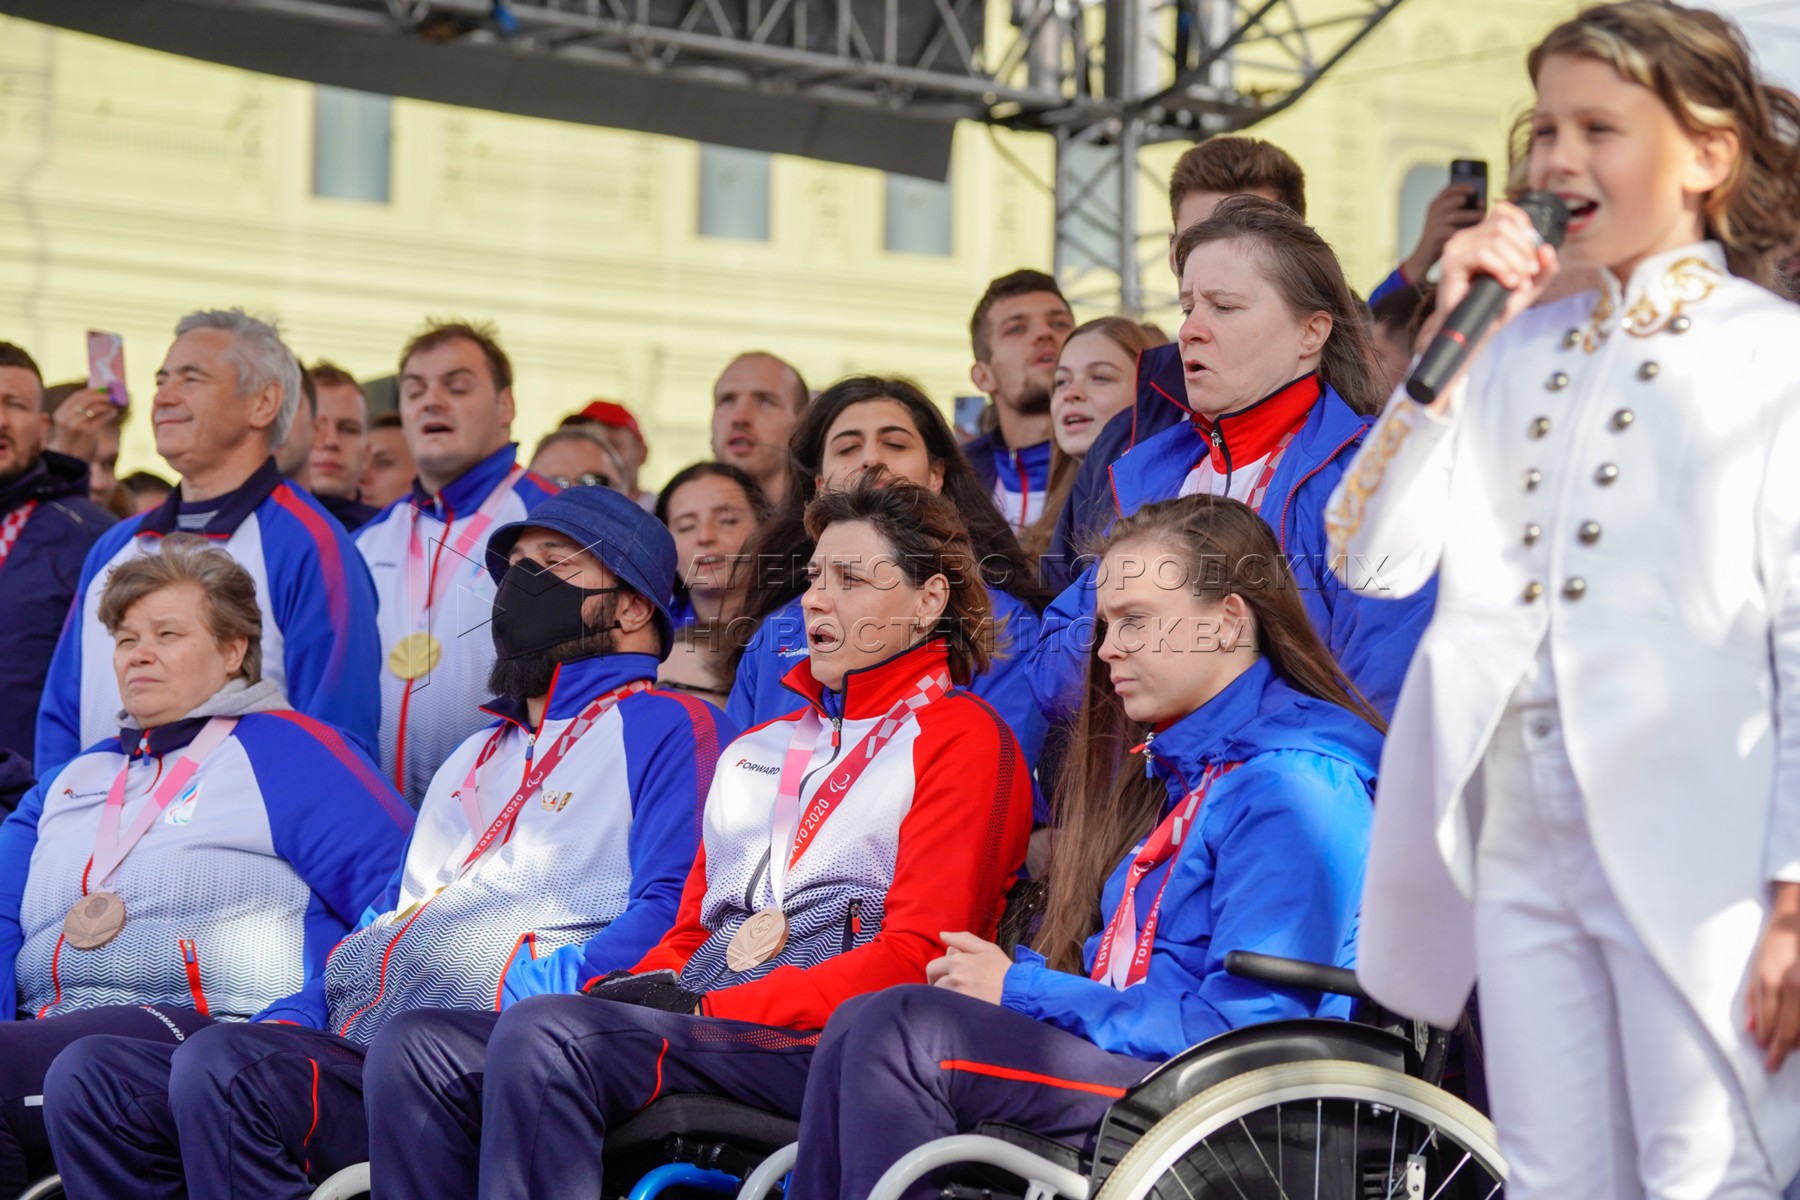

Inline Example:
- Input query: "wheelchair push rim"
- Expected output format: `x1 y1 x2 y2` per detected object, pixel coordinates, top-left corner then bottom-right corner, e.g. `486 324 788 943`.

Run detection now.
1095 1059 1506 1200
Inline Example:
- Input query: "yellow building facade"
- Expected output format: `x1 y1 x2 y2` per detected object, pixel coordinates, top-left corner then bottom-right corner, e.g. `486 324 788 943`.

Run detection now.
0 0 1575 488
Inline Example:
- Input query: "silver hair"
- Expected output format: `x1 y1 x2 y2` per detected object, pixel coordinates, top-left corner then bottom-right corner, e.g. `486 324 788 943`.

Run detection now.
173 308 303 448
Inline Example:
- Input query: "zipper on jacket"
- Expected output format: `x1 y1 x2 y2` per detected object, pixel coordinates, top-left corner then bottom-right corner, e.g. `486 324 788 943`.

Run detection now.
840 898 863 954
1210 426 1235 492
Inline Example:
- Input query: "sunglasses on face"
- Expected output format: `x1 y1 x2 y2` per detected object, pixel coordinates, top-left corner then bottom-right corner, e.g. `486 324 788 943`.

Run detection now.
550 472 616 490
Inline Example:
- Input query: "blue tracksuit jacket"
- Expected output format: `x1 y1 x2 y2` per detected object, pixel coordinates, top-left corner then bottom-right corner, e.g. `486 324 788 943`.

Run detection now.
1028 382 1436 725
1001 658 1379 1060
251 654 733 1037
0 710 410 1020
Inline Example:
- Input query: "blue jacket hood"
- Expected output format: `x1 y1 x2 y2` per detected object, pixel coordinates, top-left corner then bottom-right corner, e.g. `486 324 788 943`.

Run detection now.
1142 659 1382 807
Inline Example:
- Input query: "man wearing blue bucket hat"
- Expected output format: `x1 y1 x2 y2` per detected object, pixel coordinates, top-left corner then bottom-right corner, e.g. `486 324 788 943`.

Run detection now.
45 487 737 1200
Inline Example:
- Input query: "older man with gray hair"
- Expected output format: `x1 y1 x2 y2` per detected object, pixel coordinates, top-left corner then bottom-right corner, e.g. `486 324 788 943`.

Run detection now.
35 309 381 773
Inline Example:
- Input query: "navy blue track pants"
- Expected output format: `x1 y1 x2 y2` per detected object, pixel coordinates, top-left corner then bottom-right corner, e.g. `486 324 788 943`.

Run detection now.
45 1020 372 1200
0 1002 211 1195
787 986 1153 1200
364 994 821 1200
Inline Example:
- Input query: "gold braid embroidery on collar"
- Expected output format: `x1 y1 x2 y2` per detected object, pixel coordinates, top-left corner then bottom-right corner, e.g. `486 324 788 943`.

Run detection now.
1326 403 1419 563
1580 256 1722 352
1581 289 1614 353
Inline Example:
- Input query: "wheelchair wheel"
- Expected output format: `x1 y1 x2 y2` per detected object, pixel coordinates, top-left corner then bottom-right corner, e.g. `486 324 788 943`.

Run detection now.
1095 1059 1505 1200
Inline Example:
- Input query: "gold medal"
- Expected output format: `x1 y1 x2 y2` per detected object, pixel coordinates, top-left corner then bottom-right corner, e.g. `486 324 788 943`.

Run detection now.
388 632 443 680
725 908 789 973
64 891 127 951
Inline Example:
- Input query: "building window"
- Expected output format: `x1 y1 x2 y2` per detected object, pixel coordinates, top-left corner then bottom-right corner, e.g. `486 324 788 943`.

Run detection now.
885 172 953 256
313 86 392 204
1395 162 1446 276
698 144 772 240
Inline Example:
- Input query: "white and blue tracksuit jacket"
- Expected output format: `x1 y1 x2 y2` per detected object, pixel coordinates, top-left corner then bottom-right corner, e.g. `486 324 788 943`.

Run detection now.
0 703 411 1021
1028 383 1437 726
965 428 1054 533
1001 659 1379 1061
254 653 736 1044
34 458 382 774
355 444 558 808
727 591 1048 775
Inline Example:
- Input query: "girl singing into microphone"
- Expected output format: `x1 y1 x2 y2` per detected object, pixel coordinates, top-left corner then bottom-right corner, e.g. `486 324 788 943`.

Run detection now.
1328 3 1800 1195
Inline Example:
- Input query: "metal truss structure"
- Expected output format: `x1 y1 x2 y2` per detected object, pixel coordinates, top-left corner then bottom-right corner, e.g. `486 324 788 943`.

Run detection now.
394 0 1407 312
3 0 1407 312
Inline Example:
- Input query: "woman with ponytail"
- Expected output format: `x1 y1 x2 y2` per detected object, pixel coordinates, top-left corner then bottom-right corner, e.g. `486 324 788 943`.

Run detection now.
785 494 1381 1200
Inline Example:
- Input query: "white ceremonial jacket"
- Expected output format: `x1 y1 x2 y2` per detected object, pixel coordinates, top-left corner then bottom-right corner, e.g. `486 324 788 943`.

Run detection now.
1327 242 1800 1155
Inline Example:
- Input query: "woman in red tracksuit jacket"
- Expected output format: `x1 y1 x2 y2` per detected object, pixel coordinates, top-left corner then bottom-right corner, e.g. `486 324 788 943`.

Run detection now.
362 474 1035 1200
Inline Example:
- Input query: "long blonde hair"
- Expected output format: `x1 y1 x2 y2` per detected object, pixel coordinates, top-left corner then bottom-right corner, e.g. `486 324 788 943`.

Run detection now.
1521 1 1800 288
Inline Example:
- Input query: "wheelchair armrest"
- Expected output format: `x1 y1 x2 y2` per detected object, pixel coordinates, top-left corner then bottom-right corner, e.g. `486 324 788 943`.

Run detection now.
1223 951 1368 1003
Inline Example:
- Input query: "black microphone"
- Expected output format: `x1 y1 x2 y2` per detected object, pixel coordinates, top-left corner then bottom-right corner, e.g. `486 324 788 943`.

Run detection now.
1406 191 1570 405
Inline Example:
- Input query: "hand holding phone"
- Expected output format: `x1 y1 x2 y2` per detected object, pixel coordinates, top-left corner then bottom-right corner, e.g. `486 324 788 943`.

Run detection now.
85 331 130 409
1450 159 1489 212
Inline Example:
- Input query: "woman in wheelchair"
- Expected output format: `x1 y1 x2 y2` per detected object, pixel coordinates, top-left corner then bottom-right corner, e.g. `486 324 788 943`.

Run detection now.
359 475 1034 1200
785 494 1383 1200
0 541 406 1195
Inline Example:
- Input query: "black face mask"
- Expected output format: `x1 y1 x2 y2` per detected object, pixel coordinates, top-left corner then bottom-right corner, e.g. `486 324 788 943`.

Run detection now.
491 557 622 662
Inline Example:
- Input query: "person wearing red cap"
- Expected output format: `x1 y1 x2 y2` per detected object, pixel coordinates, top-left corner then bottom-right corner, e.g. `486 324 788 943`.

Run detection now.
562 399 652 507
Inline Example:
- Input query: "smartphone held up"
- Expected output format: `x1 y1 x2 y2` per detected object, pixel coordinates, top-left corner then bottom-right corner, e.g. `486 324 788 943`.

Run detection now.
85 331 130 409
1450 159 1488 212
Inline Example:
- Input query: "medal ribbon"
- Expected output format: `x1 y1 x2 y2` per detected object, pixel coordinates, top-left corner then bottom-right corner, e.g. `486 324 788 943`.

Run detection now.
453 679 649 872
89 717 237 889
763 670 950 912
1090 760 1241 990
406 465 525 620
392 466 526 791
0 501 39 572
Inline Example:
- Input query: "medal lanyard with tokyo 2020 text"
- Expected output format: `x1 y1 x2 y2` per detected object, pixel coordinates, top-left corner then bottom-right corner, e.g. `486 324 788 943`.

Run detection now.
450 678 650 874
755 670 951 915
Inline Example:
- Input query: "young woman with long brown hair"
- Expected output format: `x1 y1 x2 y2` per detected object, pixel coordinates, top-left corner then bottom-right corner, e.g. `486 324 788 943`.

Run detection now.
784 494 1382 1200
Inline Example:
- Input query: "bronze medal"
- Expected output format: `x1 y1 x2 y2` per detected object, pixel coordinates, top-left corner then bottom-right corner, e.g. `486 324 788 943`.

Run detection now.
388 632 443 681
725 908 789 973
64 891 127 951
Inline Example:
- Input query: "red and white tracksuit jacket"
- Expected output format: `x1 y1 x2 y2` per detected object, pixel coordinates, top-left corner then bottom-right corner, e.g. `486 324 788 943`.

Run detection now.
634 638 1033 1030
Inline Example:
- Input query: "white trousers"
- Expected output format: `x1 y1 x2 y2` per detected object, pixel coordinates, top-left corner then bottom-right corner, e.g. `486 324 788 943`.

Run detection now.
1475 703 1782 1200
